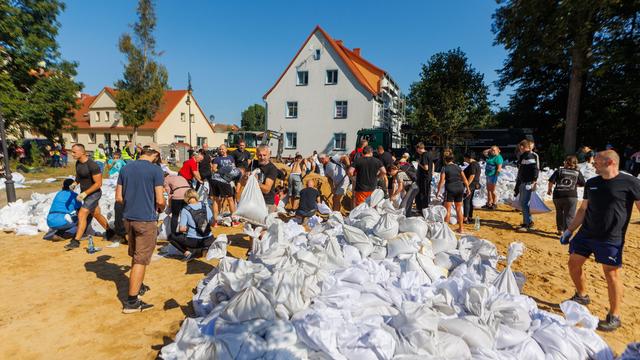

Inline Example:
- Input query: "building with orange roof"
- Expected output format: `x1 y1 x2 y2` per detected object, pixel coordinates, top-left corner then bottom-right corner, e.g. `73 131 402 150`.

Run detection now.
62 86 220 151
264 26 405 156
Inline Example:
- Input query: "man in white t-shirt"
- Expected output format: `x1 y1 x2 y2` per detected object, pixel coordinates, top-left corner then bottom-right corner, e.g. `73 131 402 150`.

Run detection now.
319 153 350 211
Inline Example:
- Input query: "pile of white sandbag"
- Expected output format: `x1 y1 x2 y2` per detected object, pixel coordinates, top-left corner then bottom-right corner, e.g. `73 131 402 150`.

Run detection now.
161 191 614 360
0 172 27 189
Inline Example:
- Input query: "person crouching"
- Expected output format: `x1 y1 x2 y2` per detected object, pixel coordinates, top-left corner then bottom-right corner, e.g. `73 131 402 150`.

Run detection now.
168 189 214 262
44 179 82 241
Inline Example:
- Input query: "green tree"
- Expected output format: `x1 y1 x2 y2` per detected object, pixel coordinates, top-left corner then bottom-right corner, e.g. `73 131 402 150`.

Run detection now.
493 0 639 153
114 0 168 143
0 0 82 140
407 48 491 147
241 104 266 131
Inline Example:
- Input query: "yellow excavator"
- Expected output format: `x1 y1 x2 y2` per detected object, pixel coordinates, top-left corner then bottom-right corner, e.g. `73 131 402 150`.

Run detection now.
225 130 283 161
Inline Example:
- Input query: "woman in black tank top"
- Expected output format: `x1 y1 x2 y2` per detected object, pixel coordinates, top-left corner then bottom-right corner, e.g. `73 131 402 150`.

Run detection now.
436 151 471 233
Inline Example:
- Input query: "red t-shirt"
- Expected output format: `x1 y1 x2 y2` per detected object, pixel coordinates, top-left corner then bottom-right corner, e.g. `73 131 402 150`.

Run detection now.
178 158 198 180
350 147 364 162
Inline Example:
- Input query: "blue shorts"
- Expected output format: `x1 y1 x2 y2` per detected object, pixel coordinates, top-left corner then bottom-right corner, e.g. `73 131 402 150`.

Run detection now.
569 234 623 267
486 174 500 185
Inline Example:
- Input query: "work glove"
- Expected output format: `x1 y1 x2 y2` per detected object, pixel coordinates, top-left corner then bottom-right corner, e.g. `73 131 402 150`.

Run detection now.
69 182 77 191
76 192 87 202
560 230 573 245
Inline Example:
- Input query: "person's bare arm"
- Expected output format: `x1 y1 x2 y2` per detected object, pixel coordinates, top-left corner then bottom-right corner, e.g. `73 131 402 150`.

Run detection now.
547 180 555 196
496 163 503 175
193 170 203 183
82 173 103 197
436 172 446 195
116 184 123 203
461 171 471 197
211 163 218 173
155 185 165 212
567 200 588 233
179 224 187 232
259 178 275 194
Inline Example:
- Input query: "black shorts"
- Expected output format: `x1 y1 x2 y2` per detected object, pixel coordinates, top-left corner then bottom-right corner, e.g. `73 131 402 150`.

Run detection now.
445 185 464 203
569 234 623 267
211 180 234 198
81 191 101 211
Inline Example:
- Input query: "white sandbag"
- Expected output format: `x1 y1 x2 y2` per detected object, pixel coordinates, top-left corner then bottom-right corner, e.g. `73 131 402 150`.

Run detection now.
398 217 428 239
559 300 598 330
499 336 545 360
493 242 525 295
422 205 447 222
342 224 373 257
434 250 465 271
206 234 229 260
317 202 332 215
373 213 399 240
531 321 587 360
387 232 420 258
428 222 458 254
366 188 385 207
221 286 275 323
438 316 494 349
510 192 552 214
159 318 217 359
235 175 268 225
572 327 614 360
437 332 472 360
15 224 39 236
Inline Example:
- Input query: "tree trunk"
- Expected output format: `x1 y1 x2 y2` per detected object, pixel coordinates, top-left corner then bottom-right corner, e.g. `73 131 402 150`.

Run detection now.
563 47 586 155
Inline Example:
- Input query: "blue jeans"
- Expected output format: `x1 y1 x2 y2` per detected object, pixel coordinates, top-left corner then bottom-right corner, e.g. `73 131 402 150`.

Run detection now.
519 183 533 226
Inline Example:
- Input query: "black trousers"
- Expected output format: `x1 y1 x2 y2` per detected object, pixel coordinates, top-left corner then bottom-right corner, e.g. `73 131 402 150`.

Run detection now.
170 199 185 236
416 175 431 212
400 183 419 217
168 233 214 254
463 188 476 220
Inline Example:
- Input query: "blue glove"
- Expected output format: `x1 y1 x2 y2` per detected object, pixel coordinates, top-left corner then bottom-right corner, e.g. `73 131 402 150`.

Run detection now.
560 230 572 245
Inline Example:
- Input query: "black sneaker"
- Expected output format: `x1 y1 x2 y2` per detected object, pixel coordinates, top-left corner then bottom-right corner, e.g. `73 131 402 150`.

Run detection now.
138 284 150 297
122 299 153 314
597 313 621 332
481 204 491 209
490 204 498 210
105 228 116 240
569 292 591 305
64 239 80 249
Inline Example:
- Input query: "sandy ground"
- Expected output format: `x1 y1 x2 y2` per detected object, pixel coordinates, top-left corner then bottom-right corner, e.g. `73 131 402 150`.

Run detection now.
0 204 638 359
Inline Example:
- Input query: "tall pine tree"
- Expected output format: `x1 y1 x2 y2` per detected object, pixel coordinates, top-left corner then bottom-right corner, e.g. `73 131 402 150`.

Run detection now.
115 0 168 143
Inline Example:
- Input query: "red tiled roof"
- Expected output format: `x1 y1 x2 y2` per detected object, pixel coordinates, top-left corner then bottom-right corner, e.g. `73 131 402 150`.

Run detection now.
263 25 387 99
70 87 215 134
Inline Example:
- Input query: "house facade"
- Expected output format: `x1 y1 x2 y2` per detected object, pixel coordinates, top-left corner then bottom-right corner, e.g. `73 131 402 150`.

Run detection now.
63 87 217 151
263 26 405 157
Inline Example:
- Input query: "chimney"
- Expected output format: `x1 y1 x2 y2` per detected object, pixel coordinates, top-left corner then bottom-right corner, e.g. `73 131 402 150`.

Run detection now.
353 48 361 56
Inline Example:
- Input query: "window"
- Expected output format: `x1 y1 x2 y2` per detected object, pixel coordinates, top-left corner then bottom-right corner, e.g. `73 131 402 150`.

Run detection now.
95 112 100 122
190 114 195 123
175 135 186 143
326 70 338 85
286 101 298 118
296 71 308 86
333 133 346 151
71 133 78 143
335 101 348 119
314 49 321 60
105 111 110 122
285 132 297 149
88 133 96 143
197 137 207 147
181 112 186 122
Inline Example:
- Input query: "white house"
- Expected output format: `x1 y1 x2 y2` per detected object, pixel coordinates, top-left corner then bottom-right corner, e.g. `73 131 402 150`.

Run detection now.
263 26 405 156
63 86 217 151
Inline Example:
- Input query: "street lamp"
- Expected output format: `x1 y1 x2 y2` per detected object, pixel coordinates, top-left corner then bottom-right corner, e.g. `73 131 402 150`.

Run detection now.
186 73 193 148
0 113 17 203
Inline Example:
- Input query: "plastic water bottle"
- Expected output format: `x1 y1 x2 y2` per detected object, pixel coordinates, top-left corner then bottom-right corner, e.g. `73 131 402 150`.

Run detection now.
87 235 101 254
474 216 481 231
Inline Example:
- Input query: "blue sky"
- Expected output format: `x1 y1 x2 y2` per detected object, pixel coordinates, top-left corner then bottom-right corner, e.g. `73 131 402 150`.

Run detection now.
58 0 509 125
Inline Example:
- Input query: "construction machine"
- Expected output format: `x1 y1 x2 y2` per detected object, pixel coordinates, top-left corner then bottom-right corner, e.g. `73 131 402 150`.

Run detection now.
225 130 284 161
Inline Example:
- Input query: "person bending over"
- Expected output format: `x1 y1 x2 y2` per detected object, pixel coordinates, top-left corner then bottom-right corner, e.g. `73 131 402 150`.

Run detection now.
295 179 320 224
44 179 82 241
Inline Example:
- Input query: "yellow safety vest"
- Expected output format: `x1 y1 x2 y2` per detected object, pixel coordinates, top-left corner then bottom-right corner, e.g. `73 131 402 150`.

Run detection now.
121 146 132 160
94 148 107 161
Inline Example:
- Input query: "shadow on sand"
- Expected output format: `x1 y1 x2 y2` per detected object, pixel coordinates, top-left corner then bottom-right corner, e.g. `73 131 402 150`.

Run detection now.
84 255 130 303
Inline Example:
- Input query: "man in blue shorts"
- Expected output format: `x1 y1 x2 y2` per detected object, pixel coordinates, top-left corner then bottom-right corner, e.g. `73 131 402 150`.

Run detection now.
562 150 640 332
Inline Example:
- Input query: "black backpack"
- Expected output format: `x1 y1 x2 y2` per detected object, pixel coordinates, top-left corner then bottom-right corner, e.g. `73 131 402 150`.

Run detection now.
186 202 212 237
399 163 417 182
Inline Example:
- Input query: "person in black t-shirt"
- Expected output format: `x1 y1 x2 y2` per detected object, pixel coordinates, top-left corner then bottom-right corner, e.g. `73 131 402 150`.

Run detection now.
64 144 115 249
250 145 279 212
462 152 481 224
547 155 585 234
562 150 640 332
196 148 213 193
436 151 471 233
295 179 320 220
415 142 433 213
230 140 253 168
348 146 386 206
